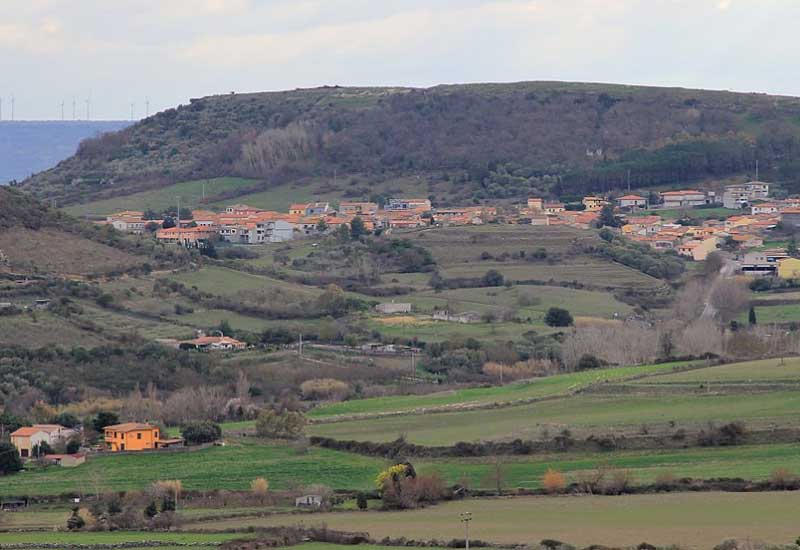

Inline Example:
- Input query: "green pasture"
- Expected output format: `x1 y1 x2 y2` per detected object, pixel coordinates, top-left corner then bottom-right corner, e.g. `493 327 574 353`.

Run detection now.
403 284 632 319
0 441 382 497
438 260 660 289
193 492 800 548
310 361 696 418
635 357 800 384
0 531 251 546
309 390 800 445
165 266 319 298
62 178 258 217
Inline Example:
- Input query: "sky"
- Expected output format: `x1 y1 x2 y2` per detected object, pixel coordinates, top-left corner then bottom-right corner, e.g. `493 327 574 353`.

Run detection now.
0 0 797 120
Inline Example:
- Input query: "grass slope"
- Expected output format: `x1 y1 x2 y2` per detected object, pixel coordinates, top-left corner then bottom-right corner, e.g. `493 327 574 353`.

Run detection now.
310 361 695 418
62 177 259 217
193 492 800 548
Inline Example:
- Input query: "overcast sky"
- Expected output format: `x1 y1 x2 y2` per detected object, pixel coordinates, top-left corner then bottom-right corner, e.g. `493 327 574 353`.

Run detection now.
0 0 797 120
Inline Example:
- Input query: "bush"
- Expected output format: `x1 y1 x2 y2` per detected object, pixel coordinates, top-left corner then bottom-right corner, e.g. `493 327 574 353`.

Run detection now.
482 270 504 287
0 442 22 475
92 411 119 432
181 421 222 445
542 468 566 494
66 507 85 530
544 307 573 327
576 353 603 370
300 378 350 401
768 468 797 489
356 493 368 510
255 409 307 440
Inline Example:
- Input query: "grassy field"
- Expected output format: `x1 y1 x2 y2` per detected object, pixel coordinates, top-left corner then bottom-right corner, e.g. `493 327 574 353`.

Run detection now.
310 361 696 418
0 531 252 546
404 225 661 289
746 303 800 323
0 227 142 275
403 284 633 321
190 492 800 548
166 266 320 298
0 311 112 348
309 390 800 445
62 177 259 217
633 357 800 384
9 437 800 498
0 441 383 497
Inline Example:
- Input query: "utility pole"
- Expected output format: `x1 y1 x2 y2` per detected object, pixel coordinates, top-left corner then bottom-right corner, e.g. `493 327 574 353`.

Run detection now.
460 512 472 550
72 97 76 120
176 196 181 226
61 100 65 121
202 182 206 200
755 159 759 181
130 102 135 121
627 169 631 192
298 333 303 356
145 97 150 118
410 350 416 379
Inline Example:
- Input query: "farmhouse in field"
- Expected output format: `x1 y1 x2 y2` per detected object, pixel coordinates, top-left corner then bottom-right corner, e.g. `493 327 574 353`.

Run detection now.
104 423 183 452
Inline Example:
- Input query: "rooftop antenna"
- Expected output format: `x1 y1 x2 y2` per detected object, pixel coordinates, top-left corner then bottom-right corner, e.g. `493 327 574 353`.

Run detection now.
72 97 76 120
755 159 759 181
130 102 135 121
85 96 91 121
61 100 65 121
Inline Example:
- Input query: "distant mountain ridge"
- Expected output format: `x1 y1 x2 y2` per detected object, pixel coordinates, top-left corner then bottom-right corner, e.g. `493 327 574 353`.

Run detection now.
1 121 130 184
18 82 800 205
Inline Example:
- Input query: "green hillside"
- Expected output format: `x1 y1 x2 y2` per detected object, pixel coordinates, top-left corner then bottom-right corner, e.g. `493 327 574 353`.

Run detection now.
21 81 800 207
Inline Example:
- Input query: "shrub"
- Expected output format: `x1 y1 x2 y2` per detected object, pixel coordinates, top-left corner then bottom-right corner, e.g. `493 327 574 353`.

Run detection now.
542 468 566 494
356 493 368 510
251 477 269 503
92 411 119 432
300 378 350 401
768 468 797 489
601 468 634 495
482 270 504 287
576 354 603 370
255 409 307 440
544 307 573 327
0 442 22 475
654 470 676 490
66 507 85 530
181 421 222 445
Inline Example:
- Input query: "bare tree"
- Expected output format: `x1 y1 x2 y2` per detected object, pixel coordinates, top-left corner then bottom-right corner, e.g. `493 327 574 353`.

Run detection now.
710 279 750 323
673 279 708 321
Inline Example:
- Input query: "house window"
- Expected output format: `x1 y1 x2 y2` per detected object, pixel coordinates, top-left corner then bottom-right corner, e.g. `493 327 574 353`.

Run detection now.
137 433 142 440
155 431 159 439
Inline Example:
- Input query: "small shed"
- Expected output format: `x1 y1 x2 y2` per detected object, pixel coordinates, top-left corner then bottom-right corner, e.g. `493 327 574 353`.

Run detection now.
295 494 323 508
44 453 86 468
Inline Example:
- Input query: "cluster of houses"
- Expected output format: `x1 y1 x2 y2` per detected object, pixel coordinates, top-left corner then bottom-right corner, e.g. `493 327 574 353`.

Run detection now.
104 199 501 248
9 421 184 466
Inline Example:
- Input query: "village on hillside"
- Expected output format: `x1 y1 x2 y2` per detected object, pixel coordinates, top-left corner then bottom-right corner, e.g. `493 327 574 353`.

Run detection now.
102 180 800 276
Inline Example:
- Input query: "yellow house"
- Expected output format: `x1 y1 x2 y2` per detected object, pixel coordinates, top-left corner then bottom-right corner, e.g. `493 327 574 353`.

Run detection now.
582 196 608 211
288 203 309 216
778 258 800 279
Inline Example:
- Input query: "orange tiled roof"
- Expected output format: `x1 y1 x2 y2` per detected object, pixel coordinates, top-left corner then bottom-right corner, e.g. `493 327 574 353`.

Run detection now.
104 423 157 433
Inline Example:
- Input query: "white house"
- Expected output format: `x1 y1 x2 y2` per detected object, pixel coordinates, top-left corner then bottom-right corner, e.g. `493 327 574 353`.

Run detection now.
617 194 648 209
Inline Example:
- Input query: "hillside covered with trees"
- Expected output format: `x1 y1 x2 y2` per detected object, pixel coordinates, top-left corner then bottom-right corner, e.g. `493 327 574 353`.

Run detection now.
20 81 800 206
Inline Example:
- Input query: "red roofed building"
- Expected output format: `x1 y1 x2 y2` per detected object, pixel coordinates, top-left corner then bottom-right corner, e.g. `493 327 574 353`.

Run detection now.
156 226 217 248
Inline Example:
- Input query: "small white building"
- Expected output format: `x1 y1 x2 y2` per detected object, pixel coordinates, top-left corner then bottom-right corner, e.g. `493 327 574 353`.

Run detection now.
375 302 412 314
295 495 323 507
617 194 648 209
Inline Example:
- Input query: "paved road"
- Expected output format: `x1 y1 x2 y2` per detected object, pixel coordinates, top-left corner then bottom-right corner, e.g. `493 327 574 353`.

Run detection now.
701 256 738 319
